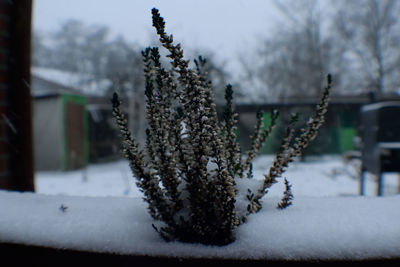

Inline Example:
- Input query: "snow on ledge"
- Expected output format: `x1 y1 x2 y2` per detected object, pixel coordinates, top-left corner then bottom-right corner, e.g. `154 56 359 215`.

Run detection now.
0 190 399 260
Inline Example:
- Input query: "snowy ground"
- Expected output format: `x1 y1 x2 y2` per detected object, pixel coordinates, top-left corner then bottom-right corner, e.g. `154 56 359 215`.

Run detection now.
0 156 399 260
35 155 400 198
1 188 400 260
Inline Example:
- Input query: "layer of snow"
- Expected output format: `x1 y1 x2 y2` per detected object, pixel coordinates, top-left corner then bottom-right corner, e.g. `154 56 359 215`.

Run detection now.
1 156 399 260
0 190 399 260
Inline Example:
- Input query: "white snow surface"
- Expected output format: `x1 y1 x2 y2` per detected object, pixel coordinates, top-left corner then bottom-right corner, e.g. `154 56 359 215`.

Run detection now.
1 156 400 260
35 155 400 198
1 191 399 260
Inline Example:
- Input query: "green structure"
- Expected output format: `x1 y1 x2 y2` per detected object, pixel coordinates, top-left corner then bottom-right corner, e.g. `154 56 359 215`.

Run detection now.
236 94 371 155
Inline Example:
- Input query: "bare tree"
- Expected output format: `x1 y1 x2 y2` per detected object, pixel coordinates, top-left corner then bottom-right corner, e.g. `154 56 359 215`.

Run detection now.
333 0 400 95
242 0 333 101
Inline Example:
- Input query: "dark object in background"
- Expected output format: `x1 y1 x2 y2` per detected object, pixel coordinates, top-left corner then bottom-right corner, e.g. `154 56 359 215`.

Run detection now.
359 101 400 196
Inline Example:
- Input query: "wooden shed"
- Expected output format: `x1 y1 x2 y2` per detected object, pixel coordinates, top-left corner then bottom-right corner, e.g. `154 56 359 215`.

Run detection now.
33 94 88 171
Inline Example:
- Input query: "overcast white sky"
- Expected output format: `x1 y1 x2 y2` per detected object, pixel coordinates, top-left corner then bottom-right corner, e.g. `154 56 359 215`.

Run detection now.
33 0 283 75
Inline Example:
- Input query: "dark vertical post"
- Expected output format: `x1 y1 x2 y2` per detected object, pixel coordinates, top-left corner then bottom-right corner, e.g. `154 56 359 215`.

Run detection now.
359 169 365 196
376 151 383 197
0 0 34 191
397 173 400 194
360 172 365 196
377 173 383 197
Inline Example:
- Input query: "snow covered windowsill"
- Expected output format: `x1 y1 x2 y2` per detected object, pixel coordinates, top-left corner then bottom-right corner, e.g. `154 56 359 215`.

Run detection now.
1 190 400 262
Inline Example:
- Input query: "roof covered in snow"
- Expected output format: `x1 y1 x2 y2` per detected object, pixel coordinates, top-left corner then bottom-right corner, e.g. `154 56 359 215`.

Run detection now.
31 67 111 97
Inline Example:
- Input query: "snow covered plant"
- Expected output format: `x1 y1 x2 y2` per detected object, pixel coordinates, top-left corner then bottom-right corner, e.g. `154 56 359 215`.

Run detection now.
111 8 332 245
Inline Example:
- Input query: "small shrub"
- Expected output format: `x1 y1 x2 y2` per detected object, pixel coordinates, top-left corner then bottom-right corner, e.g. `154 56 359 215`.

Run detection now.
112 8 332 246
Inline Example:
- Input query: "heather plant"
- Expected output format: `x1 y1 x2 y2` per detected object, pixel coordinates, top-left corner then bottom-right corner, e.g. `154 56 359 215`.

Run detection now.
112 8 332 245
